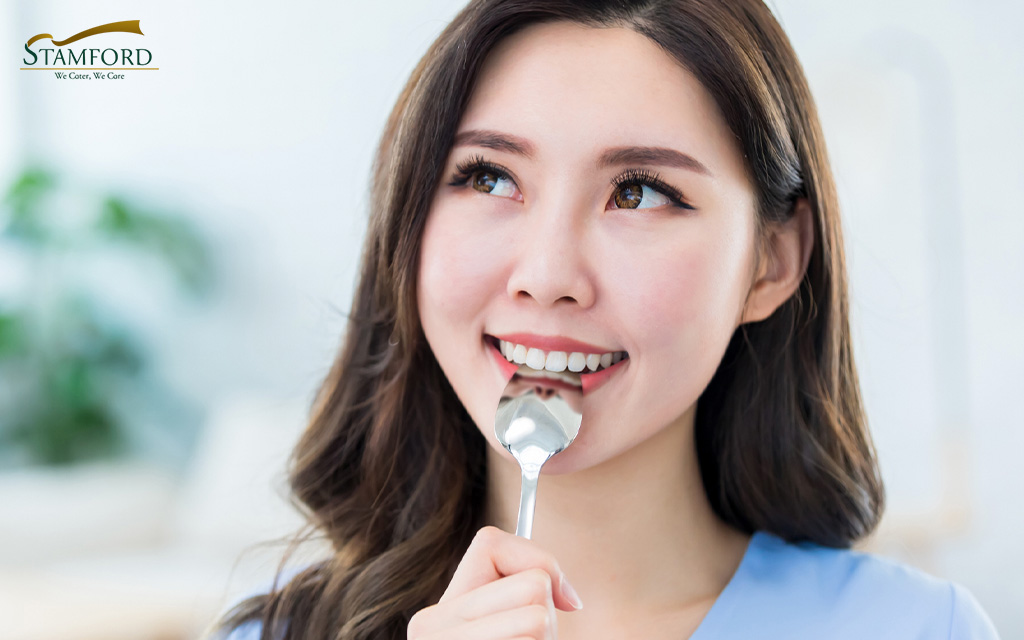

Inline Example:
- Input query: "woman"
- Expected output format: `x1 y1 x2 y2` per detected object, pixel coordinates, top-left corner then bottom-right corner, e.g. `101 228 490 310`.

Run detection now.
210 0 1000 638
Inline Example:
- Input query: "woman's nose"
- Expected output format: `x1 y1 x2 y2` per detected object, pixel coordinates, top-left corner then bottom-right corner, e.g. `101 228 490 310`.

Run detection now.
505 200 596 309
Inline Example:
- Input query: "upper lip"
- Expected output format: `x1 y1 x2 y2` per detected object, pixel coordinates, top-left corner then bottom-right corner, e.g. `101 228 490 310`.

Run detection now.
489 332 624 355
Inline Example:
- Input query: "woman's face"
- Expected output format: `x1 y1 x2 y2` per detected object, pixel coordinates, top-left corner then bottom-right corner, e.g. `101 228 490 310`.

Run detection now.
417 21 758 474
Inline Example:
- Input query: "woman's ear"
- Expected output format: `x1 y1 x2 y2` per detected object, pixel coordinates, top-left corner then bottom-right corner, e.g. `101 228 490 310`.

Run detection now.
740 197 815 325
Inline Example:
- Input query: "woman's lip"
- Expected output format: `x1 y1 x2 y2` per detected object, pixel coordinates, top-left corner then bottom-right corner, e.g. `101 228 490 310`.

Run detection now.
579 356 629 395
485 336 628 394
490 332 624 356
487 336 521 383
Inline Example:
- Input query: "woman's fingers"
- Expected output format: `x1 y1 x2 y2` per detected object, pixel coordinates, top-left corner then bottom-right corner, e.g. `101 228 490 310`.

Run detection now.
407 526 583 639
442 568 557 620
440 526 583 612
417 604 556 640
411 570 558 636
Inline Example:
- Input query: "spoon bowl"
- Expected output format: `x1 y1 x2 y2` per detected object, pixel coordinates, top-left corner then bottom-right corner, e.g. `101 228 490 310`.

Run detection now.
495 364 583 539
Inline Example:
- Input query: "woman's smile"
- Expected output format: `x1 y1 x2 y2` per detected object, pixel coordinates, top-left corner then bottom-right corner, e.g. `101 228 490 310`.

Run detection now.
483 334 632 396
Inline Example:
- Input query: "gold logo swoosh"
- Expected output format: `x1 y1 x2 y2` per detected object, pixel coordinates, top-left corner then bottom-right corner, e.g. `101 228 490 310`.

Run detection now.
26 20 143 47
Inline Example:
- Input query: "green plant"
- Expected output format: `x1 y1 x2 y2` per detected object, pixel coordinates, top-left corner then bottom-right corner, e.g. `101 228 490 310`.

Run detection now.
0 167 215 467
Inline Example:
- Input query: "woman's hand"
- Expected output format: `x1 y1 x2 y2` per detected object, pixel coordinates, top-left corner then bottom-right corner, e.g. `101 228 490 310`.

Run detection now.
407 526 584 640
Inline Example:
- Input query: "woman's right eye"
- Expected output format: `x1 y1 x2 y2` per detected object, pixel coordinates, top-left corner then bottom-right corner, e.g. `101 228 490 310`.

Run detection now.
470 169 517 198
449 156 521 201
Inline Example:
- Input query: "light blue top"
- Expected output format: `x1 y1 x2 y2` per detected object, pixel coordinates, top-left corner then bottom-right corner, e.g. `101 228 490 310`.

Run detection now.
218 530 1000 639
691 530 999 638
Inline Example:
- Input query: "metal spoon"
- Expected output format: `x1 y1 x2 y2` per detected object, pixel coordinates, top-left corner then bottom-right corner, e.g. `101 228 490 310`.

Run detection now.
494 364 583 539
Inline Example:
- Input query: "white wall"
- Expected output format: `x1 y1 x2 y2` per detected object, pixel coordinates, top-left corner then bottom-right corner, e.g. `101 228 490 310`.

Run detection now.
779 2 1023 633
2 0 1020 636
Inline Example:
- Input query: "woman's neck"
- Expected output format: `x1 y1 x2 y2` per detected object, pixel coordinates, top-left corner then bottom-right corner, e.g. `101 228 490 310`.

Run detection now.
483 404 751 626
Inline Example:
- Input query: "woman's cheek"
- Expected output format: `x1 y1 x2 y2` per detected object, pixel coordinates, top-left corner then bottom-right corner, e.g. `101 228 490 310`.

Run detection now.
420 205 506 319
616 246 711 341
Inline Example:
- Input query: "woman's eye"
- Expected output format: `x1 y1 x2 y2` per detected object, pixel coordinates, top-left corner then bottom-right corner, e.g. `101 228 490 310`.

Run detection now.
470 170 517 199
610 182 673 210
448 156 522 200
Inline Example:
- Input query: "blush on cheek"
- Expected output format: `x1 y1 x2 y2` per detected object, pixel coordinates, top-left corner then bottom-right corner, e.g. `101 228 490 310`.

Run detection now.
431 209 512 291
623 253 709 337
420 228 488 316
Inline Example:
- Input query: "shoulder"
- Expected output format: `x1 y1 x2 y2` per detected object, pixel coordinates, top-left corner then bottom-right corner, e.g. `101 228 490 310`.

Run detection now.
737 531 1000 639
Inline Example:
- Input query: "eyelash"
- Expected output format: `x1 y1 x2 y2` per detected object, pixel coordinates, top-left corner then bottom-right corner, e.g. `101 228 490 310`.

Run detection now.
612 168 696 211
447 154 696 211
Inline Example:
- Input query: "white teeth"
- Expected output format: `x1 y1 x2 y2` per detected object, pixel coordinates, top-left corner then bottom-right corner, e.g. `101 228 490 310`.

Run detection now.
496 338 627 374
567 352 586 372
545 351 568 372
512 344 527 364
525 347 546 370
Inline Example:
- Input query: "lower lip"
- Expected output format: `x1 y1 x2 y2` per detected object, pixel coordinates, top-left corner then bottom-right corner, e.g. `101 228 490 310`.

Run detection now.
484 336 629 395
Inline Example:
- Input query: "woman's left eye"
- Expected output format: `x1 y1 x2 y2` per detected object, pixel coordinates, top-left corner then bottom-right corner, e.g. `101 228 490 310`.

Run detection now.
608 169 695 211
610 183 673 210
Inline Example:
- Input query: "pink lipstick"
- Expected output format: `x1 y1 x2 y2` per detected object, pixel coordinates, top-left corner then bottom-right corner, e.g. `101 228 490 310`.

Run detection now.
485 335 629 394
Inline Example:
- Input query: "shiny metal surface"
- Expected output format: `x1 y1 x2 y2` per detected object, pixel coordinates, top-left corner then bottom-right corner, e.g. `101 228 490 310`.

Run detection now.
494 364 583 539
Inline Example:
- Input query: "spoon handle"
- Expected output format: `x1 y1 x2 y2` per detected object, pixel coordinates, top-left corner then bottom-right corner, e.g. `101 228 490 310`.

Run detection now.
515 465 541 539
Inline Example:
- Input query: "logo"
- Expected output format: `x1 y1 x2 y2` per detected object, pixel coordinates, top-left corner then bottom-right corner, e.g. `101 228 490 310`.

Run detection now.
21 20 157 79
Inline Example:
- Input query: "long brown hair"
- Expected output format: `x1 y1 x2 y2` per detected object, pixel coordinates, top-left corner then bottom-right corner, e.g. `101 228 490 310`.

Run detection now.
210 1 884 638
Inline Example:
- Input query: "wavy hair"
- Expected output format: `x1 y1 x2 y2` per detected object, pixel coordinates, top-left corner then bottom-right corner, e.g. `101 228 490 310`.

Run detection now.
210 0 884 638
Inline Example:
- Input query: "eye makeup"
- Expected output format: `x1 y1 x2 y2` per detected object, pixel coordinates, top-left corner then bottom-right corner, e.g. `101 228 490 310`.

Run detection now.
610 168 696 210
447 153 697 211
448 154 516 189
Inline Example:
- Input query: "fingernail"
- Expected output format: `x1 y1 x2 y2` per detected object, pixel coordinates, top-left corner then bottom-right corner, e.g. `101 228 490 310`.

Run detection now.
559 574 584 610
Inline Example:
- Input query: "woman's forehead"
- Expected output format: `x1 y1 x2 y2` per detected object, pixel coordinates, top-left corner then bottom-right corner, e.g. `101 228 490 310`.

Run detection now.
457 21 744 180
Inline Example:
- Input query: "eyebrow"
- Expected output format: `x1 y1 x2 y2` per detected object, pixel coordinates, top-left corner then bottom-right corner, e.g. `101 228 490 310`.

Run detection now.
452 128 712 177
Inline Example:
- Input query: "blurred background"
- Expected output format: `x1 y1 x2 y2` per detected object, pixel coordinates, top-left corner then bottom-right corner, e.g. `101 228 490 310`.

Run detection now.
0 0 1020 638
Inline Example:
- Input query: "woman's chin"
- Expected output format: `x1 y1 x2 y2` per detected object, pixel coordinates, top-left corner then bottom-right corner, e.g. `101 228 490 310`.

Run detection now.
537 441 615 476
